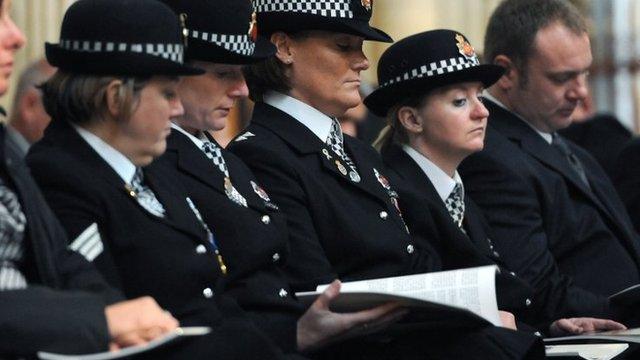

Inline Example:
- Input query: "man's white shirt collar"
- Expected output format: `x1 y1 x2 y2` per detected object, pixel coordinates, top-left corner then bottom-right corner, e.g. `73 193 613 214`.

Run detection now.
401 145 464 203
264 91 334 142
171 122 206 148
73 125 137 184
483 91 553 144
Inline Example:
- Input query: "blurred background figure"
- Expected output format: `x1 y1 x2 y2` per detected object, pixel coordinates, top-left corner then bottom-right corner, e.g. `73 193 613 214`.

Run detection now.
560 88 632 180
6 58 55 156
337 81 385 144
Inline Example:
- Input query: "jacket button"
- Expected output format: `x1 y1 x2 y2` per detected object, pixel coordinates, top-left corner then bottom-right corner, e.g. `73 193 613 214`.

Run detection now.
525 298 532 307
406 244 415 254
509 271 516 277
261 215 271 224
379 211 388 220
534 331 542 337
203 288 214 298
492 251 500 258
195 244 207 254
272 253 280 262
278 288 288 298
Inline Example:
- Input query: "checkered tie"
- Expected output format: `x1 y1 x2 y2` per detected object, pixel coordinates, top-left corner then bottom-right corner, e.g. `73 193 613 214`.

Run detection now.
201 141 247 207
326 119 358 174
130 168 166 218
445 183 465 228
0 178 27 290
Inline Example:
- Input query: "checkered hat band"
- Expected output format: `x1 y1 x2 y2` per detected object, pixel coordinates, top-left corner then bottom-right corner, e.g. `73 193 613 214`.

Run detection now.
59 39 184 63
380 56 481 88
188 30 256 56
254 0 354 19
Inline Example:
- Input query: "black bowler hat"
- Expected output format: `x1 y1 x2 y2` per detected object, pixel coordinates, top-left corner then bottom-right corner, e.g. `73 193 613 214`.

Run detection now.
45 0 203 77
254 0 392 43
161 0 275 64
364 29 505 116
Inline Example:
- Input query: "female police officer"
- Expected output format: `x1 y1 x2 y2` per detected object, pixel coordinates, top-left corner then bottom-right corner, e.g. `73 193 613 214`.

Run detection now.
153 0 403 354
26 0 307 358
229 1 544 358
370 29 626 337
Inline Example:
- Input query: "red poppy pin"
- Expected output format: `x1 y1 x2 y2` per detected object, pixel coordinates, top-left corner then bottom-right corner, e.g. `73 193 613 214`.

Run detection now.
248 11 258 42
361 0 372 11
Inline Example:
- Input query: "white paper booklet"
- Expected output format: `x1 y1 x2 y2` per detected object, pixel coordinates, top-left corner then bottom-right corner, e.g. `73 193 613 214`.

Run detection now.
544 327 640 344
297 265 501 326
546 343 629 360
37 326 211 360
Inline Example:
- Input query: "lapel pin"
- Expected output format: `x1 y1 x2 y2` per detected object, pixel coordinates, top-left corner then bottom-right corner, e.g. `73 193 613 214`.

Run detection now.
349 171 361 183
335 160 348 175
322 148 332 160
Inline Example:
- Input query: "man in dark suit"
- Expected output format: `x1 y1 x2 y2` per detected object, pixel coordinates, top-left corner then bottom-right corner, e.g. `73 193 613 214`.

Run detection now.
459 0 640 322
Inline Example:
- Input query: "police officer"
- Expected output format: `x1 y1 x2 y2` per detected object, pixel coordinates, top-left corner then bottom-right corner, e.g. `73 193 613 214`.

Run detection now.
229 1 544 358
153 0 402 354
27 0 300 358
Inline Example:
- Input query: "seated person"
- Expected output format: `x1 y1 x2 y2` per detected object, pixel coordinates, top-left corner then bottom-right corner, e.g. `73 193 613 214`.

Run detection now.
367 28 625 336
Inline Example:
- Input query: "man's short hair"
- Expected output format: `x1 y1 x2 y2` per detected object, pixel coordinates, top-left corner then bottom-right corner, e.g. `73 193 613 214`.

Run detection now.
484 0 587 72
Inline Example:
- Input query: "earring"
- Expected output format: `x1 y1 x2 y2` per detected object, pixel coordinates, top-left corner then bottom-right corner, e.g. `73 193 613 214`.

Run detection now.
284 58 293 64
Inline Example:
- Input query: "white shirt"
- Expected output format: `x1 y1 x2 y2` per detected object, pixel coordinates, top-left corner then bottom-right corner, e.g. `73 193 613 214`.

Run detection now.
171 122 206 148
73 125 137 184
484 91 553 144
264 91 334 142
401 145 464 203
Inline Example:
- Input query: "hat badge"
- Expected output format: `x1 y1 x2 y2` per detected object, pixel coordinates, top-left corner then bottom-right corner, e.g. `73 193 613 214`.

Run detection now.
455 34 476 60
361 0 372 11
248 11 258 42
179 13 189 46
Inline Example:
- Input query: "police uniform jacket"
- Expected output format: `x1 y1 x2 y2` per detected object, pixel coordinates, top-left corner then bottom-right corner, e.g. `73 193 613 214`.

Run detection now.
229 102 437 290
381 143 545 326
27 119 295 360
229 102 546 360
0 123 120 357
151 128 303 352
459 99 640 320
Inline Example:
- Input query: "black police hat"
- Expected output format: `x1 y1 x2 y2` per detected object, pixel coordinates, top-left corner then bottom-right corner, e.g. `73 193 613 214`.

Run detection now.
364 29 505 117
161 0 276 64
255 0 392 43
45 0 203 77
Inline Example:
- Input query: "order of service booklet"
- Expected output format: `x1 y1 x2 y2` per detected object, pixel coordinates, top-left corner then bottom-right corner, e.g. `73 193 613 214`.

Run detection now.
544 327 640 344
545 343 629 360
296 265 502 328
37 326 211 360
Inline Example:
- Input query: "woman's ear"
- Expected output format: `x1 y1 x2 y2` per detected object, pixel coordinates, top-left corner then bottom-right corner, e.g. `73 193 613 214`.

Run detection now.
397 106 423 135
105 79 124 118
271 31 294 65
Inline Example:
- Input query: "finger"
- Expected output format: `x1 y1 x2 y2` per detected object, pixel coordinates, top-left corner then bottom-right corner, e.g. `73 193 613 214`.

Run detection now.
109 342 120 352
590 319 627 331
112 331 148 348
341 301 403 326
558 319 583 334
313 280 341 310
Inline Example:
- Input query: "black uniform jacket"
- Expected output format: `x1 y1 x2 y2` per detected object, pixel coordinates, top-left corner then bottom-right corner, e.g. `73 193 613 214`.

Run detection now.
27 119 294 360
381 143 543 325
229 103 438 290
152 129 303 352
230 103 545 360
0 124 120 357
459 100 640 320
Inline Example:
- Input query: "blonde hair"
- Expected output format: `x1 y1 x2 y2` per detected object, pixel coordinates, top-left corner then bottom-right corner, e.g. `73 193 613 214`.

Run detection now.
372 93 427 152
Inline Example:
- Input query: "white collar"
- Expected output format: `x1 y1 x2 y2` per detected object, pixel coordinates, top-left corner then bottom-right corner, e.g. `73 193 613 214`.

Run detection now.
402 144 464 203
73 124 137 184
171 122 207 148
484 91 553 144
263 91 334 142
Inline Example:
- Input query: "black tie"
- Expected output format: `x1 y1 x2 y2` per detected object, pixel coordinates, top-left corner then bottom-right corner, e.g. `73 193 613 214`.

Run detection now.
552 133 590 189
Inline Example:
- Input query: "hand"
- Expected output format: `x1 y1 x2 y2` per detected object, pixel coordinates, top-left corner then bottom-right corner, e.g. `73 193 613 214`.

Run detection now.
105 296 179 350
296 280 408 352
499 310 517 330
549 317 627 336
